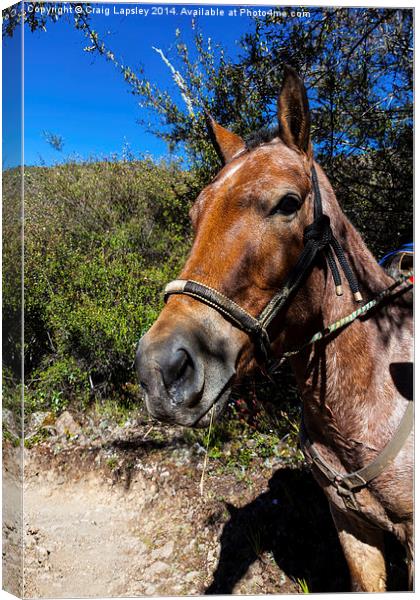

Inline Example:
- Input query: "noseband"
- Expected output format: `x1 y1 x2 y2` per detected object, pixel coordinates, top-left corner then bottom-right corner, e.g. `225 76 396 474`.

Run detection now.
164 166 361 361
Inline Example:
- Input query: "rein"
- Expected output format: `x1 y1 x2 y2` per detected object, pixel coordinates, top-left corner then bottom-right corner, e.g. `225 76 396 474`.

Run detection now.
164 166 361 360
270 271 413 372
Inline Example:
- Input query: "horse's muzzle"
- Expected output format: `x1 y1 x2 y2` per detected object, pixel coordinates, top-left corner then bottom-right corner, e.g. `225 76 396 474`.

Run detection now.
135 316 239 427
136 331 205 422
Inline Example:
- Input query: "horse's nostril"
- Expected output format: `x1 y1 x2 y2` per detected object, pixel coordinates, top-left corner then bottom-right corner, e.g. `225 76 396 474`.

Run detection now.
136 334 202 411
173 349 193 381
162 348 194 389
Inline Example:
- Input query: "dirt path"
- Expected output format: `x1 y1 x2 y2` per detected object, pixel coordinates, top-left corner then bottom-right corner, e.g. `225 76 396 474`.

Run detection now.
3 412 356 597
19 438 302 598
24 471 152 598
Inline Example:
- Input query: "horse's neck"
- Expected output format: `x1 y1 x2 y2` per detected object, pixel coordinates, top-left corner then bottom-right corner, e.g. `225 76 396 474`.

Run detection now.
286 176 393 449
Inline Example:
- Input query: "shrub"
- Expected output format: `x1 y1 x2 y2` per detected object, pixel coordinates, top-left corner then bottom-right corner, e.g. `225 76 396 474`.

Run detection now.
3 157 199 411
25 357 90 415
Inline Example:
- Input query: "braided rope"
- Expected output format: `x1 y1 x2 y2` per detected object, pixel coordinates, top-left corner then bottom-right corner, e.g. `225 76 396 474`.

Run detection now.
270 271 413 369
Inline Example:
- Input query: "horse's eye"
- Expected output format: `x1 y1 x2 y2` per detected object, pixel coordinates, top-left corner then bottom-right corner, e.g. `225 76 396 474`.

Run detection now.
270 194 301 216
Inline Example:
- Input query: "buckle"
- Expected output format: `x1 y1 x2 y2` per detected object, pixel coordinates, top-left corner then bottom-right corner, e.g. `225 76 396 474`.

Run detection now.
334 478 360 511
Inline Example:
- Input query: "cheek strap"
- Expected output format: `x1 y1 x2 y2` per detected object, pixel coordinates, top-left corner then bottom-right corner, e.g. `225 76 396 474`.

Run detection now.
164 279 271 359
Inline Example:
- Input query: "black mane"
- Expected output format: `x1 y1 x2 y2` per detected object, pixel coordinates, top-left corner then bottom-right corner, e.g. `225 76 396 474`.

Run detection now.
245 126 279 150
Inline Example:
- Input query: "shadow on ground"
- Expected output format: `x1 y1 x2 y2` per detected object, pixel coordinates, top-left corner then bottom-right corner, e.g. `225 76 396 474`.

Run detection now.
206 467 408 594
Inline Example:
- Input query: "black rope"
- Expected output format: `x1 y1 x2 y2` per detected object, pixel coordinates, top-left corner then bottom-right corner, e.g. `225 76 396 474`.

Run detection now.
325 246 343 293
309 167 361 301
331 236 360 296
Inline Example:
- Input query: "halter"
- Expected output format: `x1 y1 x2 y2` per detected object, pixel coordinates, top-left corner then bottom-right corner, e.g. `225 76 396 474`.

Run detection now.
164 166 361 360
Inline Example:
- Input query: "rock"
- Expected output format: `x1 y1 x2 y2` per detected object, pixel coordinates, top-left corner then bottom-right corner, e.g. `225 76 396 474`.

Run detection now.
192 442 206 456
145 583 156 595
26 411 50 436
3 409 20 437
148 482 158 496
185 570 200 582
144 561 169 579
55 411 81 437
36 546 50 563
152 540 174 560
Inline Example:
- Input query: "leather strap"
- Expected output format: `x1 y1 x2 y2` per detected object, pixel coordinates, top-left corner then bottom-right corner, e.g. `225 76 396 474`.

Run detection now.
301 399 413 494
164 279 271 358
341 400 413 490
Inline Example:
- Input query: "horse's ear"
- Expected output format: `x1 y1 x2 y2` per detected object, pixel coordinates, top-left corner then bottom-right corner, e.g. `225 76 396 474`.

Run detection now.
277 66 311 154
205 113 246 164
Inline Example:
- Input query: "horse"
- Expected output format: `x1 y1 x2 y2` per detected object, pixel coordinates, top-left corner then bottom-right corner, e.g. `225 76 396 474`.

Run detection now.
136 67 413 592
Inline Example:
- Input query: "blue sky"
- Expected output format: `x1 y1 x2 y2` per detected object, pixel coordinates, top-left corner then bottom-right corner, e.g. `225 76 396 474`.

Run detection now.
4 2 265 167
4 4 411 168
3 20 22 168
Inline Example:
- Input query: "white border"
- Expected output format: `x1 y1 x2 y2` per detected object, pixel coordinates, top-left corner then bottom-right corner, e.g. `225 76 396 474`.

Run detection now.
0 2 416 600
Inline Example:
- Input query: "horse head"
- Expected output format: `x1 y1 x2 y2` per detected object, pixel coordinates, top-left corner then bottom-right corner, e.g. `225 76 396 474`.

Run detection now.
136 67 318 427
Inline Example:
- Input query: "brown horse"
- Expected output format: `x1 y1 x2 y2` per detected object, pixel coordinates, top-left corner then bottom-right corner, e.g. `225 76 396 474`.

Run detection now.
136 68 413 592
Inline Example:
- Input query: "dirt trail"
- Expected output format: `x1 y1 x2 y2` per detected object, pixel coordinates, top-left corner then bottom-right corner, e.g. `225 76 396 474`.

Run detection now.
25 471 151 598
21 449 301 598
3 412 355 598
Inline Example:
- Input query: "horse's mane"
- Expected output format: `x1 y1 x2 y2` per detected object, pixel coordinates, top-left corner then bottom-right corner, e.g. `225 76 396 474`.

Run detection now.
245 126 279 150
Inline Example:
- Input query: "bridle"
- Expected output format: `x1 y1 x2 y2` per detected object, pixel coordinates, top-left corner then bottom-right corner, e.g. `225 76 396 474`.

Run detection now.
164 166 361 361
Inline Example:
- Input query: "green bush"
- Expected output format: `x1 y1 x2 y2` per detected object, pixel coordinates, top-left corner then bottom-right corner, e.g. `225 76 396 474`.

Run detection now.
3 157 199 412
2 167 23 378
26 357 90 415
